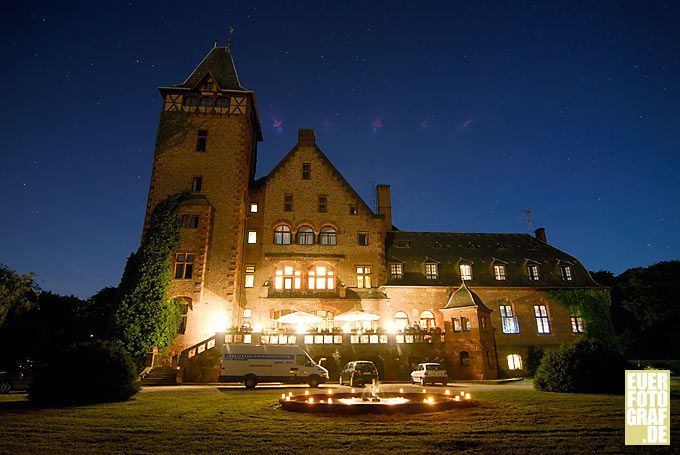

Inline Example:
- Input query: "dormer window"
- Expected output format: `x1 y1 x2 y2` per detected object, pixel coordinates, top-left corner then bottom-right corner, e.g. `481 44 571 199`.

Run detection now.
528 264 540 281
460 264 473 281
494 264 507 281
390 263 403 280
425 262 438 280
560 265 573 281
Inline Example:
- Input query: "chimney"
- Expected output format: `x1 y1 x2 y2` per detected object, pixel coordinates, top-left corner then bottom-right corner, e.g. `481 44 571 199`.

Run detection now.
297 128 315 146
376 184 392 230
534 227 547 243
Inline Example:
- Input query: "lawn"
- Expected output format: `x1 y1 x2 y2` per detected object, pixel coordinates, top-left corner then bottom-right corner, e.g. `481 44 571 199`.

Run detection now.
0 381 677 454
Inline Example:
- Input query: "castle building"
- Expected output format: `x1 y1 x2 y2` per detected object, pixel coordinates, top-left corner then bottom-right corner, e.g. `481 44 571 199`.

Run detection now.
144 44 601 381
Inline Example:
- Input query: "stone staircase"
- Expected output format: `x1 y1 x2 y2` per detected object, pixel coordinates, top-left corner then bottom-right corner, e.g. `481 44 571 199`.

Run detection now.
140 365 181 386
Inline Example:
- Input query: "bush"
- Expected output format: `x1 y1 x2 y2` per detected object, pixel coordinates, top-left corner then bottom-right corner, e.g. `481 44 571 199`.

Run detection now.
29 342 139 406
534 339 627 394
525 346 544 377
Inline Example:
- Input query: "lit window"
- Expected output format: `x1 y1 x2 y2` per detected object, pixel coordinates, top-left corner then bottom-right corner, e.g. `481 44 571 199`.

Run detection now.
174 253 195 279
494 264 506 280
349 206 358 215
243 308 252 318
420 310 436 330
452 317 462 332
273 225 291 245
425 263 438 280
460 264 472 281
191 176 203 192
302 163 311 180
358 232 368 246
274 266 301 290
284 194 293 212
296 226 314 245
390 263 403 280
528 264 540 281
507 354 522 370
178 298 191 334
247 231 257 244
394 311 409 331
499 305 519 334
356 266 372 288
196 129 208 152
561 265 573 281
181 214 199 229
571 315 585 333
534 305 551 334
308 266 334 289
244 265 255 288
318 195 328 213
461 316 471 331
319 226 336 245
249 203 258 213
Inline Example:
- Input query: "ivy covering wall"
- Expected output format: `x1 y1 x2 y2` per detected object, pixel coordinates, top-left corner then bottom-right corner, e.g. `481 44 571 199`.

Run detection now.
549 289 616 345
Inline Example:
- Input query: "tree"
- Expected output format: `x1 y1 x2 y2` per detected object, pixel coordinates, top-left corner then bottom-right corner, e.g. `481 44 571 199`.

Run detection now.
0 264 38 328
111 192 189 360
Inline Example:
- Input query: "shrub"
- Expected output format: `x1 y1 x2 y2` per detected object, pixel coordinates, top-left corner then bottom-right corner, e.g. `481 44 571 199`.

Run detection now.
525 346 544 377
534 339 627 394
29 342 139 406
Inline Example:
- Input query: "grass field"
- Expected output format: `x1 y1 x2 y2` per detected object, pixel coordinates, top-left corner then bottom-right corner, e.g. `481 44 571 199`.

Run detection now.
0 381 678 454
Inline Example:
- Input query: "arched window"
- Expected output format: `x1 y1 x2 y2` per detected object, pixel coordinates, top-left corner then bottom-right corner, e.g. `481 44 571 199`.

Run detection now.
308 265 334 289
215 97 229 108
420 310 436 330
319 226 337 245
296 226 314 245
274 225 291 245
243 308 252 318
394 311 409 331
460 351 470 366
182 96 198 106
177 297 191 334
507 354 522 370
199 96 213 107
274 265 301 290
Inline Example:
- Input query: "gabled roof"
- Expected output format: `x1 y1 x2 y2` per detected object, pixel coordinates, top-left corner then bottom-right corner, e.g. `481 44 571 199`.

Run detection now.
169 46 246 91
385 231 600 288
444 282 491 311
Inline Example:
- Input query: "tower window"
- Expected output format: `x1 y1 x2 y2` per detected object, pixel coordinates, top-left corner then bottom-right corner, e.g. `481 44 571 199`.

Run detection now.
349 206 358 215
494 264 507 280
249 203 258 213
181 214 199 229
318 195 328 213
302 163 311 180
243 308 253 318
191 176 202 192
284 194 293 212
425 263 438 280
356 266 372 289
247 231 257 244
357 232 368 246
560 265 573 281
273 225 292 245
460 263 473 281
174 253 195 279
244 265 255 288
196 130 208 152
296 226 314 245
319 226 336 245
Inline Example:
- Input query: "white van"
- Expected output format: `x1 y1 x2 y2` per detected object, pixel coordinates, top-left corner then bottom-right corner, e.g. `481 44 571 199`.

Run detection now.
218 344 329 389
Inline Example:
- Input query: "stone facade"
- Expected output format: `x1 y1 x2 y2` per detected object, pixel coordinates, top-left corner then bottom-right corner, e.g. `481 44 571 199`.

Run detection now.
142 45 602 380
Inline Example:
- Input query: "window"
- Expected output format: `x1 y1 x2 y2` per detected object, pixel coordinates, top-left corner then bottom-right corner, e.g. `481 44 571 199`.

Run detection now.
273 225 292 245
461 316 471 331
243 308 252 318
308 266 334 289
561 265 573 281
349 206 358 215
494 264 507 281
181 214 199 229
275 266 301 290
247 231 257 244
182 96 198 106
356 266 372 288
481 317 487 330
499 305 519 333
460 263 472 281
460 351 470 366
249 203 258 213
534 305 551 334
394 311 409 331
174 253 195 279
425 262 438 280
571 315 585 333
215 97 229 108
178 300 190 335
199 96 213 107
357 232 368 246
196 129 208 152
452 317 462 332
507 354 522 370
319 226 336 245
284 194 293 212
420 310 436 330
191 176 203 192
528 264 540 281
302 163 311 180
318 195 327 213
244 265 255 288
296 226 314 245
390 263 403 280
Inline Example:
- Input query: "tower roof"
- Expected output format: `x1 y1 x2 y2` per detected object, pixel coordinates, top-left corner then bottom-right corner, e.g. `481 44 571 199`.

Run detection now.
172 45 246 91
444 281 491 311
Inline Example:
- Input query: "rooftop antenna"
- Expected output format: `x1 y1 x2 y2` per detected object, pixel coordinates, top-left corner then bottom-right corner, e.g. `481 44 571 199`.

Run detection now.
522 209 534 233
227 25 234 50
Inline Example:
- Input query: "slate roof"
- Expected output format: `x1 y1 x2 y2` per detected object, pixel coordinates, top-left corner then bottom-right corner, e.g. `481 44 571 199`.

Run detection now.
444 282 491 311
170 46 246 91
385 231 599 288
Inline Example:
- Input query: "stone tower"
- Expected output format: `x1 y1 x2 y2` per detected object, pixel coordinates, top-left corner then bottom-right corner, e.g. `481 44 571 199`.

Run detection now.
144 43 262 349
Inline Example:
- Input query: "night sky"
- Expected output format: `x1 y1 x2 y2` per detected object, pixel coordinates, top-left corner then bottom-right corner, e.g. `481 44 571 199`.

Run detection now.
1 1 679 298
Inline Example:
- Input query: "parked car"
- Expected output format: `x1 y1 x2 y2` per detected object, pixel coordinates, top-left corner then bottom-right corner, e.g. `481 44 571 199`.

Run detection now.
339 361 379 387
410 362 448 386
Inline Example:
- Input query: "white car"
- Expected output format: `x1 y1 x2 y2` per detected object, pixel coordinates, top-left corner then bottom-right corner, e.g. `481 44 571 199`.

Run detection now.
410 363 448 386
